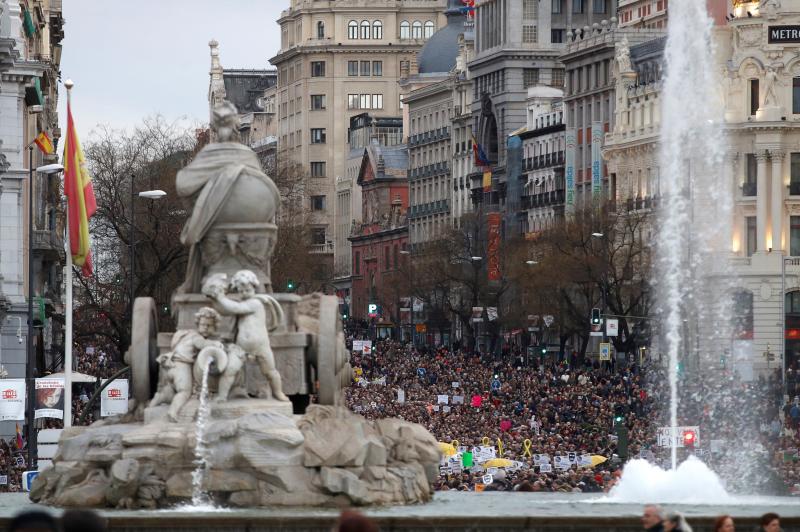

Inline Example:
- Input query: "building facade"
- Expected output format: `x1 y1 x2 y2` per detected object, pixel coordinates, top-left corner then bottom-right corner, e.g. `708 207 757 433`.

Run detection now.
348 142 409 335
270 0 446 262
0 0 65 434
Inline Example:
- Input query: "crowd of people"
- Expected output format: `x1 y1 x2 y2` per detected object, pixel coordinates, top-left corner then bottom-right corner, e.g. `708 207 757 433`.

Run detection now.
345 336 800 495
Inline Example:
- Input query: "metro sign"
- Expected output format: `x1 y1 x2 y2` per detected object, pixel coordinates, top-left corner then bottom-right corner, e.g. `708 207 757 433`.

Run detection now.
108 388 122 398
2 389 16 400
768 26 800 44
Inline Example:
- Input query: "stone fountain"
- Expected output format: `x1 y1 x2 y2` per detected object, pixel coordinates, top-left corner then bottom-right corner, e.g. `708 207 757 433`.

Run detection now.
29 101 440 509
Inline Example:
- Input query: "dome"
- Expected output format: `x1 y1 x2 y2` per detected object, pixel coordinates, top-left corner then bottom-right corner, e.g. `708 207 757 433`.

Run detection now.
418 0 467 74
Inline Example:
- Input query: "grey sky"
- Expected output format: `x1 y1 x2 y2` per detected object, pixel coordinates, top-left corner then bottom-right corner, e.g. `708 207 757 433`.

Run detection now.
59 0 287 139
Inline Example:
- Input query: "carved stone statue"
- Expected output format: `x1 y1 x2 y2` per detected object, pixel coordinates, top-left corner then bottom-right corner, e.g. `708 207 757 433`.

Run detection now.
763 65 781 108
150 307 224 421
176 100 281 294
204 270 289 402
615 38 632 74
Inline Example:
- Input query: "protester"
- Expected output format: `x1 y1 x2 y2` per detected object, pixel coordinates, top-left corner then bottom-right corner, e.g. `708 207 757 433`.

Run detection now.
335 510 378 532
712 515 735 532
759 513 781 532
663 512 692 532
641 504 665 532
7 510 58 532
61 509 107 532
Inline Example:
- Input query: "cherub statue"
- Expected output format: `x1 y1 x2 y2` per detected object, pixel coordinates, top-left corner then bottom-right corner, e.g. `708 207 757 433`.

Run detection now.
150 307 224 421
204 270 290 401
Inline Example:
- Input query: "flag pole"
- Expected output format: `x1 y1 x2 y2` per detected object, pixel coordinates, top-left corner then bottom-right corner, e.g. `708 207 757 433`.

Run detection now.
63 79 74 429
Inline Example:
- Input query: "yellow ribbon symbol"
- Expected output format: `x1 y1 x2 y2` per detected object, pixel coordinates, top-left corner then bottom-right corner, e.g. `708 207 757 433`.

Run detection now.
496 438 504 457
522 439 533 458
481 436 490 447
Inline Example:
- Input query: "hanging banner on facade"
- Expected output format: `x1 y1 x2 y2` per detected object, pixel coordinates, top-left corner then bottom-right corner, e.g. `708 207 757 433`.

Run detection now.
487 212 502 282
100 379 129 418
565 128 576 212
34 378 64 420
472 307 484 322
591 121 603 201
0 379 26 421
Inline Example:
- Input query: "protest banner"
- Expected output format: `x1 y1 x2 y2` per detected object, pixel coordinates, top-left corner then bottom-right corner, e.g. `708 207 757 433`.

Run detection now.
452 381 460 388
539 463 553 473
579 454 593 467
397 389 405 403
443 406 451 413
0 379 26 421
452 395 464 405
0 475 7 485
100 379 129 417
34 378 64 420
437 395 449 404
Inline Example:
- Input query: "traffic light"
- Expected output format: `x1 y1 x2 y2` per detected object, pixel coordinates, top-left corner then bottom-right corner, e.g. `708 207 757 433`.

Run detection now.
286 279 296 291
540 345 547 355
613 404 625 425
683 430 696 450
591 308 601 325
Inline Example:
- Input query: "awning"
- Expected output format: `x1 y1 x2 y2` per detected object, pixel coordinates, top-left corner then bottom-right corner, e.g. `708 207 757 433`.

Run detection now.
46 371 98 383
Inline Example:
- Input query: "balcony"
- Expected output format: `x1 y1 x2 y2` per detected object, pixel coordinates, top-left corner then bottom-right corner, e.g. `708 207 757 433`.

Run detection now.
309 241 334 254
33 229 64 261
742 182 757 197
520 189 565 210
523 151 565 171
408 127 450 147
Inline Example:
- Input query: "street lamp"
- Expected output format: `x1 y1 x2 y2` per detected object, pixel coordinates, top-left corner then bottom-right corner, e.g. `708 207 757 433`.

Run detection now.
129 178 167 319
592 232 604 238
471 256 483 261
525 260 539 265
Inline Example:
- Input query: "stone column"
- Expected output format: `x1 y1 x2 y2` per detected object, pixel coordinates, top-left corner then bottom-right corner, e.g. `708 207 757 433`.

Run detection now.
757 152 769 251
771 151 785 251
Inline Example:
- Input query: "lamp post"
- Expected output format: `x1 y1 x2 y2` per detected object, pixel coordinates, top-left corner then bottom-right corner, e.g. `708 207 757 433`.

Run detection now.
128 177 166 321
591 232 608 343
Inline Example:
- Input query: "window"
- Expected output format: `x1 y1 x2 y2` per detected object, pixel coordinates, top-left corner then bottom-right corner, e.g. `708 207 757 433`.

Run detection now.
573 0 584 13
310 94 326 110
360 20 370 39
744 153 757 196
311 61 325 77
348 94 359 109
552 0 562 14
311 195 326 211
348 20 358 39
372 94 383 109
311 228 326 245
310 162 326 177
412 21 423 39
794 77 800 114
360 94 370 109
593 0 606 14
400 20 410 39
523 25 538 44
348 61 358 76
792 153 800 195
373 20 383 39
750 79 759 115
317 21 325 39
523 68 540 88
746 216 757 257
372 61 383 76
551 68 565 87
551 29 564 43
311 128 326 144
523 0 537 18
360 60 371 76
792 217 800 256
424 21 435 39
355 251 361 275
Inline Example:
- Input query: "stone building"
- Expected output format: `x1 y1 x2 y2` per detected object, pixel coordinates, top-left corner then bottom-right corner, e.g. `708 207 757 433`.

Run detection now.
348 142 409 336
616 0 668 29
270 0 446 263
0 0 64 434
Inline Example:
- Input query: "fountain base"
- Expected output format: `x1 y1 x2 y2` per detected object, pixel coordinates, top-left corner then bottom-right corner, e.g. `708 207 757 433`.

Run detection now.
143 397 293 424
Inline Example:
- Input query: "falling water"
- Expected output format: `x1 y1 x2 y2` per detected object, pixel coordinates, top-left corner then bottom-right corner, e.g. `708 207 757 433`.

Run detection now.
656 0 730 471
191 361 213 506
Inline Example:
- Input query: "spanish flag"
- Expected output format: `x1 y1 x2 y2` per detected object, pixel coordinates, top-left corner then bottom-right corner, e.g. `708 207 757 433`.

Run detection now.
63 96 97 276
33 131 54 155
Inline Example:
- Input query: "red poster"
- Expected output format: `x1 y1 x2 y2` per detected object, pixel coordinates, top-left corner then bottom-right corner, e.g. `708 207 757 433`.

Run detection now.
487 212 501 282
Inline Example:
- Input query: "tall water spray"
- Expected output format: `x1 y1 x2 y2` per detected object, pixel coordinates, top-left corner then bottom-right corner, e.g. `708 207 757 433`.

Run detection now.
191 361 213 506
657 0 731 471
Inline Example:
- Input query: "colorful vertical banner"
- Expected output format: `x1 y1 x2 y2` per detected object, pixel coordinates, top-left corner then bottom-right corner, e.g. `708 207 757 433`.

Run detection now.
34 378 65 419
482 169 492 192
0 380 26 421
100 379 129 417
487 212 502 282
565 128 576 212
591 121 603 201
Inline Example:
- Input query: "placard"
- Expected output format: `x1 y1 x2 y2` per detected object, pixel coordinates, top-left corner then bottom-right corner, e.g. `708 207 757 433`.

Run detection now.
34 378 64 420
100 379 129 417
0 379 26 421
0 475 7 485
579 454 593 467
437 395 449 404
397 389 405 403
452 395 464 405
539 463 553 473
482 474 493 485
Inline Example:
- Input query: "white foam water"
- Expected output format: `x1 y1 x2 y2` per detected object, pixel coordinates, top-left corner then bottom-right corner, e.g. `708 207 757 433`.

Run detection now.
191 361 213 507
607 457 733 504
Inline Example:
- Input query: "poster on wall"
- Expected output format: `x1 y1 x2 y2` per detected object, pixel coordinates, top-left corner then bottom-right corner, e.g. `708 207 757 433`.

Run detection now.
487 212 502 282
100 379 129 417
565 128 576 211
34 378 64 420
591 121 603 201
0 380 26 421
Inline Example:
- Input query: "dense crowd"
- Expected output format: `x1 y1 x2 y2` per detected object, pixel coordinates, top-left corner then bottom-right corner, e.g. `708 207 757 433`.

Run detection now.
345 337 800 495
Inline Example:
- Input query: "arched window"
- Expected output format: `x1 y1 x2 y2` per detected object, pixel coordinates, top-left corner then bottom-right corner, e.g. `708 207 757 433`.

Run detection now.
348 20 358 39
424 20 435 39
360 20 370 39
412 21 423 39
372 20 383 39
400 20 410 39
317 21 325 39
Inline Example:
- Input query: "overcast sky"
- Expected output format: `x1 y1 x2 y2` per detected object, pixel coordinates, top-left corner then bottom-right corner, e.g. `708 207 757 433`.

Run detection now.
59 0 287 140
